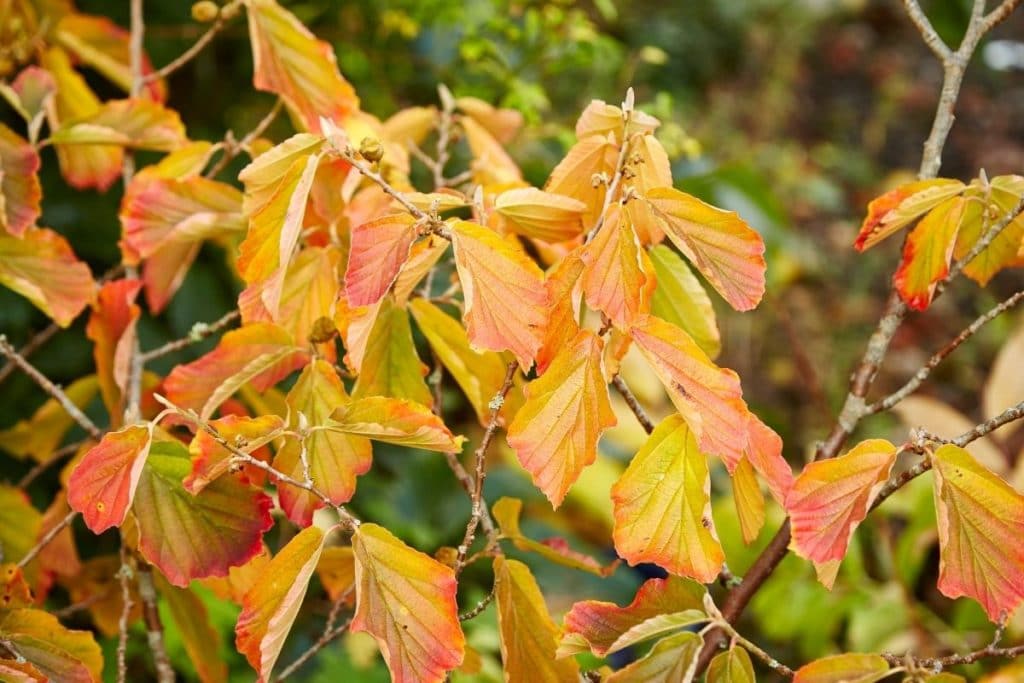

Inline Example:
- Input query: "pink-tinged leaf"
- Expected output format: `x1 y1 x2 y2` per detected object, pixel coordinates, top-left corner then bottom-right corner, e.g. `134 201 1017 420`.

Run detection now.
157 576 228 683
142 239 201 314
536 250 584 375
491 498 618 576
345 213 418 307
236 526 325 682
743 412 793 505
163 322 305 421
580 206 651 328
0 609 102 683
0 122 41 237
0 227 95 327
495 187 587 243
629 314 749 465
733 457 765 545
185 414 285 494
644 186 766 311
545 134 617 225
604 631 702 683
450 220 547 369
931 443 1024 621
350 296 433 406
493 557 580 683
627 135 673 244
121 176 244 261
507 330 615 507
238 133 324 214
85 279 142 421
351 523 465 683
245 0 360 132
274 360 371 526
459 115 522 186
560 576 706 657
786 439 897 589
707 647 755 683
456 96 523 144
40 47 123 191
610 414 724 581
238 151 321 318
67 424 152 534
894 196 966 310
0 658 46 682
132 440 274 587
647 243 720 359
50 98 186 151
792 653 890 683
392 235 449 305
854 178 966 251
329 396 464 453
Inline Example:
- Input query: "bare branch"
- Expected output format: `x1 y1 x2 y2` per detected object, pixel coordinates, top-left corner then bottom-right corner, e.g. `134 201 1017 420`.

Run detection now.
459 586 496 621
136 563 174 683
902 0 951 60
983 0 1024 32
116 547 133 683
0 323 58 386
274 589 354 681
16 509 78 569
205 98 285 178
611 374 655 434
143 1 242 83
0 336 102 440
139 310 240 363
17 440 85 489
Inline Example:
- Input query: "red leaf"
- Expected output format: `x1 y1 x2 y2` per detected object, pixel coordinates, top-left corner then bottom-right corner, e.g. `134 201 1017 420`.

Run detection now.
85 279 142 422
67 424 153 534
0 122 41 237
345 213 417 307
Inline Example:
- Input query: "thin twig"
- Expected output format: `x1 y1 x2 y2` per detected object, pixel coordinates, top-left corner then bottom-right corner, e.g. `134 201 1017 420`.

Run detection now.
16 440 86 488
455 362 518 572
16 509 78 569
116 547 133 683
459 586 496 621
139 310 240 363
584 94 636 244
0 336 102 439
611 375 655 434
433 84 455 189
143 1 241 83
903 0 951 60
702 595 794 677
0 324 58 385
982 0 1024 32
274 589 355 682
54 589 111 619
136 563 174 683
205 98 284 178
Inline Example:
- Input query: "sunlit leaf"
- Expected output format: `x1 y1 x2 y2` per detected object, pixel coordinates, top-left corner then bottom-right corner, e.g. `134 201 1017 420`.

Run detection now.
954 175 1024 286
786 439 897 588
545 134 617 226
0 66 55 128
345 213 418 307
0 487 42 568
627 134 673 244
450 219 547 369
581 206 651 328
604 631 702 683
50 98 186 151
351 523 465 683
236 526 325 682
507 330 615 506
648 244 720 359
459 115 521 186
536 250 584 374
316 546 355 602
85 279 142 422
707 647 754 683
0 609 102 683
158 577 228 683
132 441 274 587
0 122 41 237
931 443 1024 621
185 414 285 494
329 396 463 452
611 414 724 581
0 376 98 462
792 653 890 683
351 296 433 406
894 195 966 310
733 457 765 544
743 412 793 505
493 557 579 682
0 227 95 327
67 424 153 534
854 178 966 251
575 99 659 140
245 0 360 132
644 186 766 311
495 187 586 243
383 106 438 147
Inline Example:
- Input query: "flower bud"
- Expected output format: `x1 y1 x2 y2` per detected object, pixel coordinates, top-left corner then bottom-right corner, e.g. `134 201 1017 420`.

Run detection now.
358 136 385 163
191 1 220 23
309 316 338 344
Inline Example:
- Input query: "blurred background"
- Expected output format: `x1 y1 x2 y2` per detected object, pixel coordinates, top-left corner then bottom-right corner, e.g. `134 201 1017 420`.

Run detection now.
3 0 1024 680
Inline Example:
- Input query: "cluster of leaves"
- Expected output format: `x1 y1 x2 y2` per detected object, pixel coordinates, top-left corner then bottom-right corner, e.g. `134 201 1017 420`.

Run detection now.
1 0 1023 682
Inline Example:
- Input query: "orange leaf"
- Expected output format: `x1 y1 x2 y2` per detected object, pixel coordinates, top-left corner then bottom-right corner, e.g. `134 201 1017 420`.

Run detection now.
611 414 724 581
459 115 522 186
0 609 102 683
456 96 524 144
85 279 142 422
733 457 765 545
351 523 465 683
163 322 305 421
931 443 1024 621
329 396 463 452
954 175 1024 286
629 314 749 465
493 557 580 682
245 0 360 131
580 206 651 328
316 546 355 603
158 577 228 683
786 439 896 589
495 187 587 243
133 441 273 587
0 122 41 237
625 135 673 244
545 134 617 226
185 414 285 494
894 196 966 310
792 653 891 683
67 424 153 534
854 178 966 251
0 227 95 327
350 296 433 406
507 330 615 507
450 220 547 369
50 98 186 151
644 186 766 311
236 526 325 682
743 412 793 505
536 249 584 374
345 213 418 307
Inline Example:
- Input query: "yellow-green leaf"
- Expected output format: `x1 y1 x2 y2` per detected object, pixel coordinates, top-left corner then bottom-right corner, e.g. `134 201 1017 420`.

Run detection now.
351 296 433 406
793 653 890 683
648 244 720 359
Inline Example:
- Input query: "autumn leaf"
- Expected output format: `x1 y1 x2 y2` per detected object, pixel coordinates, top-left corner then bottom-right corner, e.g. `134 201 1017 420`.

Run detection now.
50 98 186 151
351 296 433 406
629 314 749 465
85 279 142 422
460 115 522 186
245 0 360 132
733 457 766 545
132 440 274 587
345 213 418 306
185 414 285 494
574 99 660 140
456 96 524 144
351 523 465 683
611 414 724 581
0 487 42 568
545 134 617 225
0 659 46 682
495 187 587 243
0 227 95 327
580 206 651 328
604 631 702 683
743 412 793 505
62 556 138 637
158 577 228 683
707 647 755 683
648 244 720 359
792 653 890 683
0 122 41 237
560 575 706 657
67 424 153 534
626 134 673 244
0 376 98 462
894 195 966 310
786 439 896 589
328 396 464 452
493 557 579 682
316 546 355 602
507 329 615 507
383 106 438 147
854 178 965 251
0 609 102 683
536 249 584 374
491 498 617 576
931 443 1024 621
953 175 1024 286
236 526 325 682
450 220 547 369
644 186 766 311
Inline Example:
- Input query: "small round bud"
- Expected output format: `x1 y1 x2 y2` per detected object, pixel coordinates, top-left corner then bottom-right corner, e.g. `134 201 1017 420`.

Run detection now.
191 1 220 23
309 316 338 344
358 136 385 163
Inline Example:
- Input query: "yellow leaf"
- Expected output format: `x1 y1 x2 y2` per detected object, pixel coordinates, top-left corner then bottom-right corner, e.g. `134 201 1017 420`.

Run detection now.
495 187 587 243
351 296 433 406
648 244 720 359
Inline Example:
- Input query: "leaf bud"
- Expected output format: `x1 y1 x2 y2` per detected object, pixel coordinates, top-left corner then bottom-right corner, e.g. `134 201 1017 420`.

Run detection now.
309 316 338 344
191 1 220 23
358 136 385 163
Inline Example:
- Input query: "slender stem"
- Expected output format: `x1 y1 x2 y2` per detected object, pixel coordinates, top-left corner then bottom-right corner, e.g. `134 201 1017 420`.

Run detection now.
0 323 58 385
116 547 134 683
17 440 85 488
902 0 951 60
982 0 1024 32
139 310 240 363
274 589 355 682
205 99 284 178
459 586 496 621
584 103 635 244
0 336 102 439
136 563 174 683
455 362 518 572
16 509 78 569
143 2 241 83
611 374 655 434
434 84 455 189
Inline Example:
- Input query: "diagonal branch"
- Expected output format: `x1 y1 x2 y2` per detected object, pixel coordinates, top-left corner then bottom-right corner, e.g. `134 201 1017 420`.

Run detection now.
143 1 242 83
903 0 951 60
